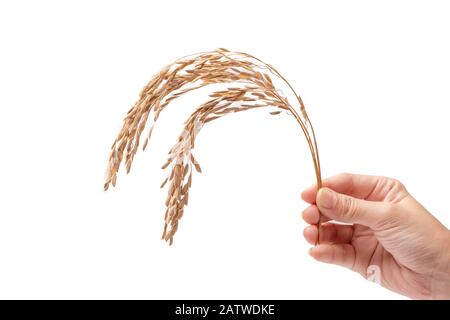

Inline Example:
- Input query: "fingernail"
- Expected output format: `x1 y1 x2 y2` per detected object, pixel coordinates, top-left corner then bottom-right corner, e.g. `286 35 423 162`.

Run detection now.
317 188 336 209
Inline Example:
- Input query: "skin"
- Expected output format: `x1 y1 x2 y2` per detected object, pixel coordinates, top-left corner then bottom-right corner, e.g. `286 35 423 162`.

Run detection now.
301 173 450 299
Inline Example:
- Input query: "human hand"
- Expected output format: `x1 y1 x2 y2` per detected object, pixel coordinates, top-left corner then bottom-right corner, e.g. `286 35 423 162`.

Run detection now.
301 173 450 299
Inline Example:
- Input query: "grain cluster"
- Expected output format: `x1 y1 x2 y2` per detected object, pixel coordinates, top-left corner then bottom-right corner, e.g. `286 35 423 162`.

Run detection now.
104 48 322 245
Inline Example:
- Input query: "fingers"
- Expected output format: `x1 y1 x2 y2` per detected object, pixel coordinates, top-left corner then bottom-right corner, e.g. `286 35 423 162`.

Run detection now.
316 188 392 226
301 173 384 204
303 223 354 245
301 205 330 224
309 244 355 270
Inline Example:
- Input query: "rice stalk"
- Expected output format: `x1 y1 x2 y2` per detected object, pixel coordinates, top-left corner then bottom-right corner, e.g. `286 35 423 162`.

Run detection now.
104 48 323 245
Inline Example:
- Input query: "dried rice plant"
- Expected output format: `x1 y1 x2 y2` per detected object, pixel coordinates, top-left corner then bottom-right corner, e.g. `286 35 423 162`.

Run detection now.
104 48 322 245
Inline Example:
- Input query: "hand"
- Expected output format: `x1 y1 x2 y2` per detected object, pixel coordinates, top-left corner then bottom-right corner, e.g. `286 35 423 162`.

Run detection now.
301 173 450 299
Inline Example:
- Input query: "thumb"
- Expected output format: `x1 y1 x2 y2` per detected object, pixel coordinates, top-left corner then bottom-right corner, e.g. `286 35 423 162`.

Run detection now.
316 188 390 227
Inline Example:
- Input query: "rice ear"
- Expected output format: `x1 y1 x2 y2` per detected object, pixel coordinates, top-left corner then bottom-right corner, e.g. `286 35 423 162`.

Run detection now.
104 48 322 244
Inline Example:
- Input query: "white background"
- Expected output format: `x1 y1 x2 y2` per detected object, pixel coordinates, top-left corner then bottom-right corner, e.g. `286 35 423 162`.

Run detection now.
0 0 449 299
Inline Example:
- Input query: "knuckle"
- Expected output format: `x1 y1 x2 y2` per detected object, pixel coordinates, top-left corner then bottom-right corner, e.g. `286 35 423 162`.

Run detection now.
391 178 405 191
346 198 359 220
338 195 358 220
377 176 409 202
384 176 406 192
